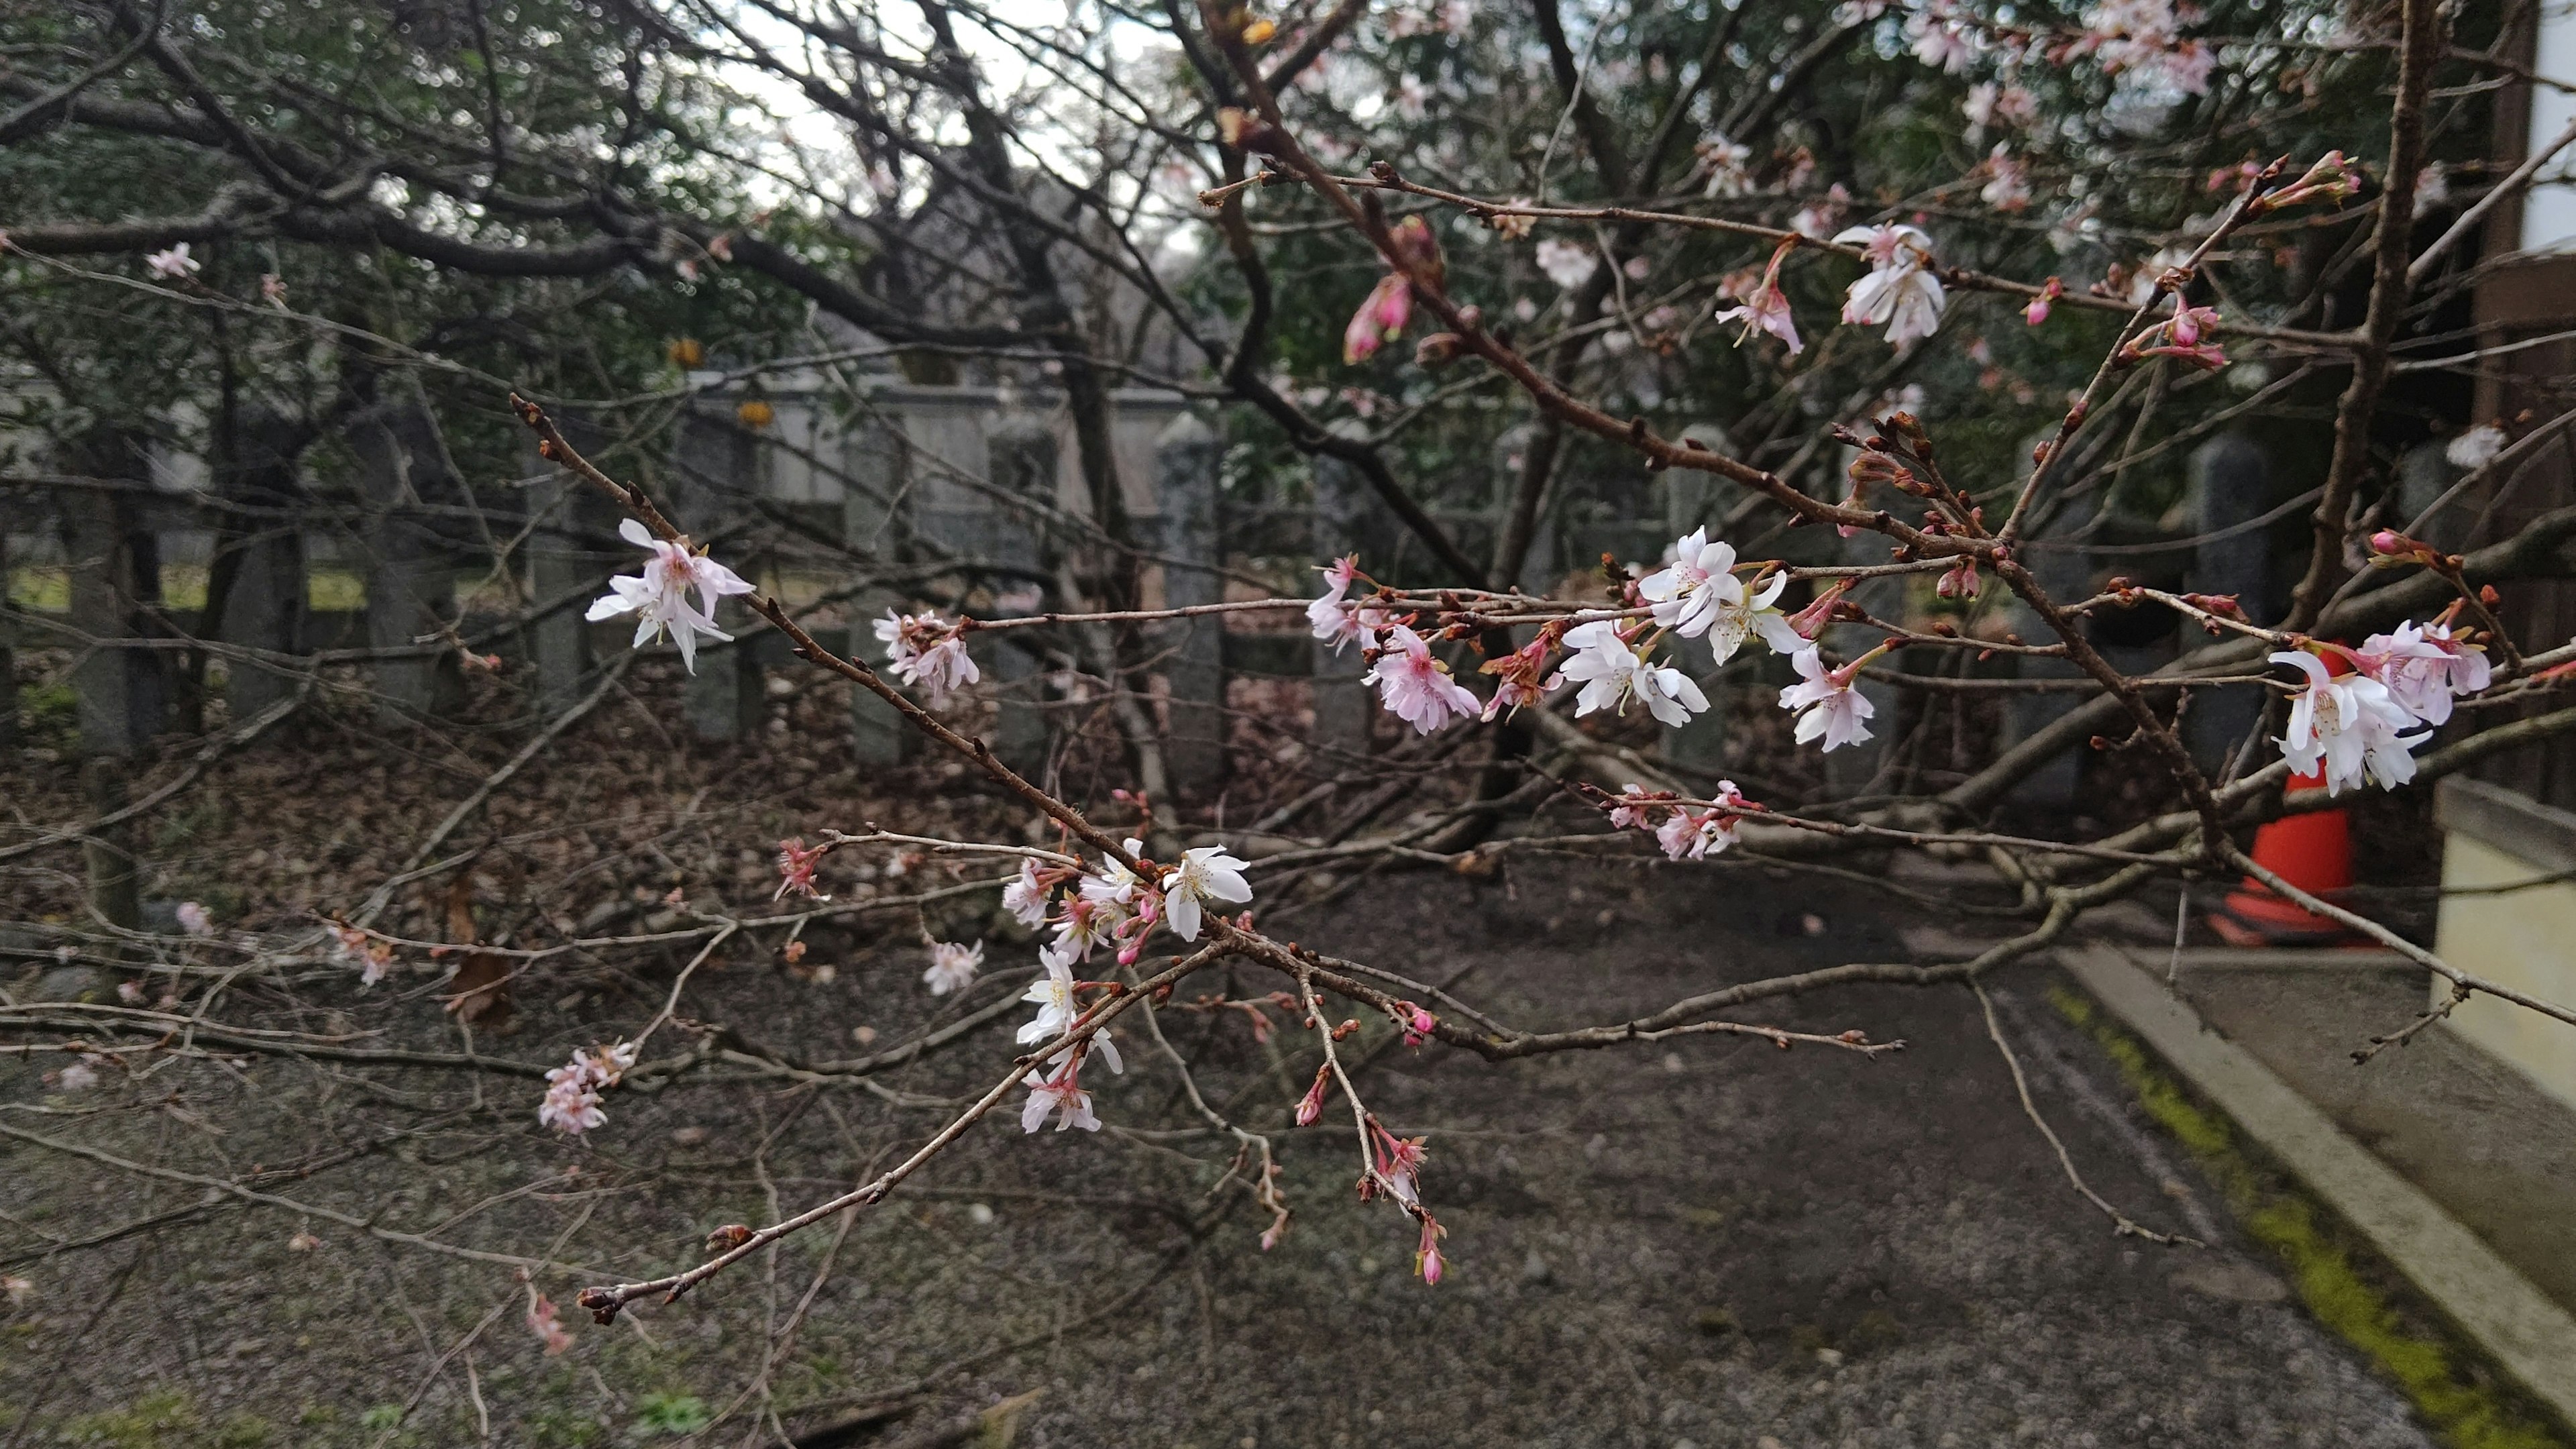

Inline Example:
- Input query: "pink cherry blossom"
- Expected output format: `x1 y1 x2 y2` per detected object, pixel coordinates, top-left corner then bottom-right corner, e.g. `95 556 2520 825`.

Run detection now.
1308 555 1375 651
528 1294 575 1355
1980 144 2032 213
1534 238 1597 291
1713 241 1803 356
175 902 214 936
1365 624 1483 733
2353 622 2490 727
775 837 830 900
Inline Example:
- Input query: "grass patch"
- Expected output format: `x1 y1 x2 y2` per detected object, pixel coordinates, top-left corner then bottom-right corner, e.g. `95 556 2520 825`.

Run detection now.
2050 985 2569 1449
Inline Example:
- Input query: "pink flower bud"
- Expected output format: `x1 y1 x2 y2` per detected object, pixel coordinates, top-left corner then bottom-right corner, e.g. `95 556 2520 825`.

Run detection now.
1293 1064 1330 1127
1399 1002 1436 1047
1415 1218 1446 1286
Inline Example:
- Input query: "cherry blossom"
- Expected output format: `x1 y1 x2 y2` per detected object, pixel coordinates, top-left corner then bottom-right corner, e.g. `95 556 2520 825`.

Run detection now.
1021 1061 1102 1133
1655 808 1737 861
259 272 287 307
331 923 394 987
2025 277 2063 326
2271 649 2424 794
1560 621 1709 727
1964 80 2037 129
2353 623 2490 727
775 837 830 900
1365 624 1484 733
175 902 214 936
1698 135 1754 199
539 1041 637 1136
922 939 984 996
1415 1218 1446 1285
587 519 753 674
1607 784 1664 829
1833 224 1946 347
1478 631 1560 720
1343 273 1413 365
144 243 200 278
1712 241 1802 356
1002 859 1053 927
1779 647 1878 751
1294 1064 1331 1126
1163 846 1253 941
1979 144 2032 213
53 1058 101 1092
1907 9 1978 72
1639 529 1744 639
2447 425 2507 471
2124 305 2226 370
875 610 979 703
1344 215 1442 364
1534 238 1598 291
528 1295 575 1355
1793 184 1853 240
1308 555 1375 651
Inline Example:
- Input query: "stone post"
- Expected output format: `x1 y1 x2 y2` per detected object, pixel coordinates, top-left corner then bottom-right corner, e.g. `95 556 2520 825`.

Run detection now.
347 400 465 727
673 403 763 740
2184 433 2273 773
213 411 308 720
1662 422 1733 777
843 412 914 765
1311 425 1376 759
1157 413 1227 792
0 524 16 750
981 419 1054 774
524 421 621 716
56 432 168 757
80 758 141 944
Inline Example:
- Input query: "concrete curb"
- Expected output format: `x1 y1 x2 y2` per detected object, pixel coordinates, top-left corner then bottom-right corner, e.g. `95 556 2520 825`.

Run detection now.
2063 941 2576 1428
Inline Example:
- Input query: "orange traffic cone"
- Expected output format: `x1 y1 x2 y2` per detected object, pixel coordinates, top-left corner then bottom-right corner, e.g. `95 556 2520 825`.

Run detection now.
2208 767 2361 945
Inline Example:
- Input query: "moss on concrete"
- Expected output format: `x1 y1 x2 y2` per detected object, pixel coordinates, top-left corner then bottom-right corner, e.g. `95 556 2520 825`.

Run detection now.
2051 985 2568 1449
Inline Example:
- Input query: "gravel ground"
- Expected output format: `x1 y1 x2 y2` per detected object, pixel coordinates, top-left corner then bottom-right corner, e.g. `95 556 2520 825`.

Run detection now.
1 855 2440 1448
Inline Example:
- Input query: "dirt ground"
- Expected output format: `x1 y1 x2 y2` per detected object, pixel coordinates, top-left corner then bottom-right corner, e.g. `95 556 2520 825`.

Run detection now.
3 843 2459 1449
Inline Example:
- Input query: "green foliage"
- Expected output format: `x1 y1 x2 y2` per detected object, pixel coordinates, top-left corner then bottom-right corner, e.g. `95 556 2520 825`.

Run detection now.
58 1391 269 1448
631 1393 710 1436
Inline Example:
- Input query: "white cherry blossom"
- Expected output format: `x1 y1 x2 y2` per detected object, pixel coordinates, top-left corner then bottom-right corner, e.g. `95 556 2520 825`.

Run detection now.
1162 846 1252 941
922 938 984 996
586 519 753 674
1778 647 1876 751
1833 224 1947 348
144 244 200 278
1560 622 1709 727
1002 859 1053 928
1020 1065 1102 1133
2271 650 2424 794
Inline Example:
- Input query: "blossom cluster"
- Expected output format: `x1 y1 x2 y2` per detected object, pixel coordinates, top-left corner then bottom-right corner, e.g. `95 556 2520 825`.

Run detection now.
875 610 980 704
539 1040 639 1136
998 843 1253 1132
1605 781 1761 861
1310 528 1891 753
2271 614 2491 795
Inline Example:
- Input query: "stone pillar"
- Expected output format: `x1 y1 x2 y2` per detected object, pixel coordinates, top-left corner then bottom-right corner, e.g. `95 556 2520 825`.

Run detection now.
981 419 1053 774
0 525 16 751
56 433 168 757
2184 433 2273 773
1311 425 1376 759
673 404 762 740
80 758 141 943
347 400 465 727
1662 422 1733 777
213 411 308 720
1157 414 1227 792
525 422 621 716
843 413 914 765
